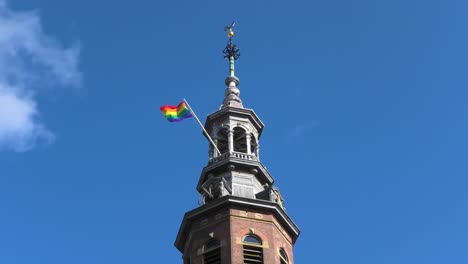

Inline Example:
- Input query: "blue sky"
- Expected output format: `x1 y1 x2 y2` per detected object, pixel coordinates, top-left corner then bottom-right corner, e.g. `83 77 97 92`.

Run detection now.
0 0 467 263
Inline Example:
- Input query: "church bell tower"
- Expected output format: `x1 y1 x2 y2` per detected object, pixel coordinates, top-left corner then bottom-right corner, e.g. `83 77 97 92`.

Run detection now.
175 23 300 264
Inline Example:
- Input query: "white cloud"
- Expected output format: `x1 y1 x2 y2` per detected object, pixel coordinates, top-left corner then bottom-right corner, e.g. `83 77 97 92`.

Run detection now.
0 1 80 151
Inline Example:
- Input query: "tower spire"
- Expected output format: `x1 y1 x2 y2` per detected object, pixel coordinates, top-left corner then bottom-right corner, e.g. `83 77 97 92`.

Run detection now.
175 23 300 264
221 21 243 109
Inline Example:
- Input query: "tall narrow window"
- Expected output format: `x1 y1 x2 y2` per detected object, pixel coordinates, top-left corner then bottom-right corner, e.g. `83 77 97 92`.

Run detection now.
233 127 247 153
243 235 263 264
279 248 289 264
203 239 221 264
216 128 229 154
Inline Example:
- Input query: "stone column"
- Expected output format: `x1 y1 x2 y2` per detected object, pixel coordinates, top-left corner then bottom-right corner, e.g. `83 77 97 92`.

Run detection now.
213 139 218 157
256 142 260 158
246 133 251 154
208 144 213 159
228 129 234 153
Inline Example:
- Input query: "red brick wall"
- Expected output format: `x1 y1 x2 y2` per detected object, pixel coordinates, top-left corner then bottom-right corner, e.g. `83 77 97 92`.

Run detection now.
229 208 294 264
181 206 295 264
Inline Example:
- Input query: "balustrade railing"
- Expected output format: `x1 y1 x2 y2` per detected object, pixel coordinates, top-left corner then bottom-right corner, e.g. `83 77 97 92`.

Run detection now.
209 151 257 164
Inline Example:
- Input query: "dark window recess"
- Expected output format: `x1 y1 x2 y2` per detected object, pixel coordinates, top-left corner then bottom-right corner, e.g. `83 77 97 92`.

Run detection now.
203 239 221 264
233 127 247 153
203 247 221 264
216 128 229 154
280 248 289 264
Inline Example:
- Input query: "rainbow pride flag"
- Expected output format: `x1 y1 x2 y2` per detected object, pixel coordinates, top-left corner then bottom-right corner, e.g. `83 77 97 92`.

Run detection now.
160 101 193 122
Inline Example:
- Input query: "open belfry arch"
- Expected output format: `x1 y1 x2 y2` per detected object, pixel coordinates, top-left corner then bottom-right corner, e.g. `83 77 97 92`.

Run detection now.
175 22 300 264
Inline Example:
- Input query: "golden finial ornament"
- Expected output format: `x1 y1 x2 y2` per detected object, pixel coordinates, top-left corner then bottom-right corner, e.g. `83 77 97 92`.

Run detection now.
224 21 235 38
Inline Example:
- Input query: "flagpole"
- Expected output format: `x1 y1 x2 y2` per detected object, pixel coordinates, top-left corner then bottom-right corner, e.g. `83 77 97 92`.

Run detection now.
183 98 222 156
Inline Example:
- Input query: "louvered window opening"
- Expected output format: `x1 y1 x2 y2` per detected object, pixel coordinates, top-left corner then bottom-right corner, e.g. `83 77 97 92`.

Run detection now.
243 245 263 264
203 247 221 264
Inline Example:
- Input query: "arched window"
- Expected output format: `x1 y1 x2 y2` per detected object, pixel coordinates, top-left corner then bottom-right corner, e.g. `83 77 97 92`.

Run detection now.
243 235 263 264
279 248 289 264
233 127 247 153
216 128 229 154
203 239 221 264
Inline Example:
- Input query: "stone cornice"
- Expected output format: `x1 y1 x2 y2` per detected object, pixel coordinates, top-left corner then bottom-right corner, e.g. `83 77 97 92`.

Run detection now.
174 196 300 253
204 107 264 137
